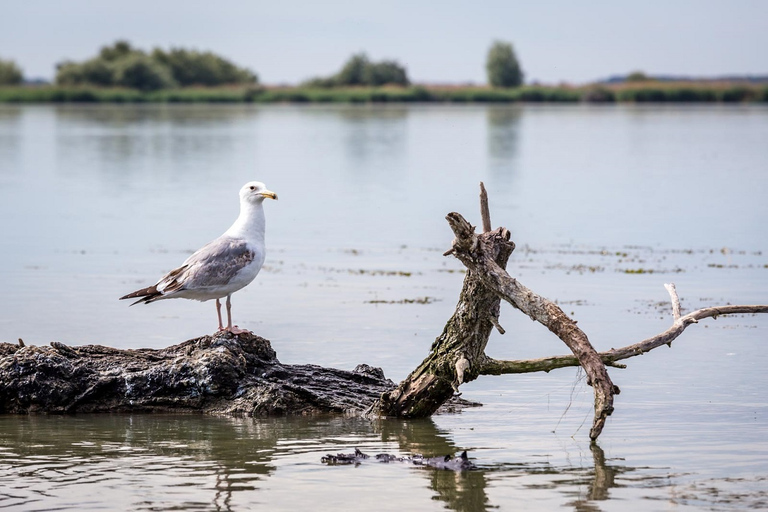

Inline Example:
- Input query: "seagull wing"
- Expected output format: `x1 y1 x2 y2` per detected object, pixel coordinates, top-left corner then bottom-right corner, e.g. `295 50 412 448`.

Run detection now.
120 236 257 304
175 236 257 290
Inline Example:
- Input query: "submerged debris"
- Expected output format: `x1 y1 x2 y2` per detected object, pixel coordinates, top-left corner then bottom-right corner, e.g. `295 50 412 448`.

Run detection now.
321 448 476 471
365 296 438 305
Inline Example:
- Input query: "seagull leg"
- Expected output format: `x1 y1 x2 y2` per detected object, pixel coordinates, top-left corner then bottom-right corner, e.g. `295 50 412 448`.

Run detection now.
225 294 250 335
215 298 225 331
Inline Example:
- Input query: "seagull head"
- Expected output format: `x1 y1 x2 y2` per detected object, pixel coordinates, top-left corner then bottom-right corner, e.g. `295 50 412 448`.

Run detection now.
240 181 278 204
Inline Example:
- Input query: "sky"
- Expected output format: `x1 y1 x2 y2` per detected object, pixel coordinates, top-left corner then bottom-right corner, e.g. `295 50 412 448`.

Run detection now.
1 0 766 85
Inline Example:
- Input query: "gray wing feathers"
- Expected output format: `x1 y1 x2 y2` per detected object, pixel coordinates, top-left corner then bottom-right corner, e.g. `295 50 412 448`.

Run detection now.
121 236 258 303
175 237 256 290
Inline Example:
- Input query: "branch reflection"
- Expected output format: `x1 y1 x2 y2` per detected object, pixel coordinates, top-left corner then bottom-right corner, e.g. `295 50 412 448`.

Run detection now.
0 414 634 512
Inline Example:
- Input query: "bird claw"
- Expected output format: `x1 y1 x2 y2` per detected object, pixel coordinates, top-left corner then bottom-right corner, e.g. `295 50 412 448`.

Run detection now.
227 325 251 335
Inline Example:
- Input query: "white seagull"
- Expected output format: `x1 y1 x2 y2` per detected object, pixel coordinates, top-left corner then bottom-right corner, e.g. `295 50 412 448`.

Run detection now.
121 181 277 334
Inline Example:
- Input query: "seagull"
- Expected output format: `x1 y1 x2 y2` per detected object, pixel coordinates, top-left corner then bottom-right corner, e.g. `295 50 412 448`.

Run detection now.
120 181 277 334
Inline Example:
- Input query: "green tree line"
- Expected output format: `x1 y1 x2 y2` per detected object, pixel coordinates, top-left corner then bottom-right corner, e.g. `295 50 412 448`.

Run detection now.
54 41 257 91
0 40 527 90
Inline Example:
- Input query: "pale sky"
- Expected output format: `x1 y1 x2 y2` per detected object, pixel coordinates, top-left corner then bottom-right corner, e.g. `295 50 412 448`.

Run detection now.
1 0 766 85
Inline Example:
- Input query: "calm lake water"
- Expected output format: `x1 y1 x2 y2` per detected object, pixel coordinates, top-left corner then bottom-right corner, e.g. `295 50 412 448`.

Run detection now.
0 103 766 511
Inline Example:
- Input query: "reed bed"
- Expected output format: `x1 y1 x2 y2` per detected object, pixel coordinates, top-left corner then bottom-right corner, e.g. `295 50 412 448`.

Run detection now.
1 83 766 104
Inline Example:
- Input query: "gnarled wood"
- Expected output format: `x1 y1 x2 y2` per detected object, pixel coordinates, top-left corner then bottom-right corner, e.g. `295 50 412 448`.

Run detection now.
374 209 617 439
372 224 514 418
370 184 767 441
0 332 394 415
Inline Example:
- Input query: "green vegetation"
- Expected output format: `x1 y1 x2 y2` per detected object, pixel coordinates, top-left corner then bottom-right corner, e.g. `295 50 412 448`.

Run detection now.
486 41 524 88
0 86 254 103
3 40 765 103
626 71 651 82
1 82 766 104
0 58 23 85
613 82 768 102
303 53 409 87
151 47 257 86
55 40 256 91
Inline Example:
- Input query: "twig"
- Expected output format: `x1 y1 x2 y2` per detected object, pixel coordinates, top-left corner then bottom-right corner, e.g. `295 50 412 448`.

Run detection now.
479 182 491 233
489 315 506 335
664 283 682 321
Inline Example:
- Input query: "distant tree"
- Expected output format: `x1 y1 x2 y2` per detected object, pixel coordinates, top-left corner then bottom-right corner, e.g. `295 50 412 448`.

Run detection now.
112 53 177 91
306 53 410 87
626 71 650 82
152 48 257 86
486 41 523 88
301 76 338 88
0 58 23 85
363 60 409 86
98 40 137 62
56 58 114 86
54 40 257 90
336 53 370 86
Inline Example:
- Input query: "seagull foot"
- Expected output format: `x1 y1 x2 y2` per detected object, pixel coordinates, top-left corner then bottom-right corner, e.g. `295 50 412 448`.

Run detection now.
227 325 251 335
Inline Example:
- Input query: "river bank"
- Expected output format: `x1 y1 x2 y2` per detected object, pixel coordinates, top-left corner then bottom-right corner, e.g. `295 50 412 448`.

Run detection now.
2 82 767 103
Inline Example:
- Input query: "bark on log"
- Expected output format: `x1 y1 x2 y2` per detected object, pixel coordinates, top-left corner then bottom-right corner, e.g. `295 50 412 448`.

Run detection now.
372 223 514 418
0 332 394 415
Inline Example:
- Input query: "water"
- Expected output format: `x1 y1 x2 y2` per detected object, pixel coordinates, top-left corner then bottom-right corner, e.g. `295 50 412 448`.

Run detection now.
0 104 767 510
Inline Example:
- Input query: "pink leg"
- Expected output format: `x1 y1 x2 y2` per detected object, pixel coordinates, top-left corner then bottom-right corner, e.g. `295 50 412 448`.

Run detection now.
215 298 225 331
225 294 250 335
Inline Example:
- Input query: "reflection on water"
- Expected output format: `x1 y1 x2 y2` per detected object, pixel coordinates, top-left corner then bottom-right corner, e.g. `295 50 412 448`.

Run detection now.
0 106 21 173
340 106 408 171
54 103 259 125
486 105 521 164
52 105 258 182
5 413 756 511
0 414 649 512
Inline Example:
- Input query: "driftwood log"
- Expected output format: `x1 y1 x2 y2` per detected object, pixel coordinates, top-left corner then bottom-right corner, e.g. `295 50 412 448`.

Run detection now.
0 333 393 415
1 183 766 441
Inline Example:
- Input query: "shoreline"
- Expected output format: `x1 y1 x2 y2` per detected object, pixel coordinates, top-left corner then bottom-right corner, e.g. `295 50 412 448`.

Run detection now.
1 83 767 104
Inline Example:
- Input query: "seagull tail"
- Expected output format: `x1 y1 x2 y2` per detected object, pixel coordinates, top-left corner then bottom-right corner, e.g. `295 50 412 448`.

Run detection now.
120 286 163 306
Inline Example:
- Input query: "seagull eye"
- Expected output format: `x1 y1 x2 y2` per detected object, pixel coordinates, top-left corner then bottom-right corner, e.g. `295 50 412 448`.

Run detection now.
249 186 256 191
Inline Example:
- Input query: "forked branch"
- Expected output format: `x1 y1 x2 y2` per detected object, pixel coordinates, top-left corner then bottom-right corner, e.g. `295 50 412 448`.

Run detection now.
480 300 768 375
375 183 768 442
445 212 618 440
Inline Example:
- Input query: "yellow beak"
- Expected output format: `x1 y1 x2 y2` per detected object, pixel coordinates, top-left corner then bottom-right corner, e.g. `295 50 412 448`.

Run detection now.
261 190 278 200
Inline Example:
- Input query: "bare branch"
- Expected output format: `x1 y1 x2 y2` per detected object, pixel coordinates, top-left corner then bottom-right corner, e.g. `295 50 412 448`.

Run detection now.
489 315 506 335
453 356 470 393
664 283 682 321
378 185 768 442
446 212 616 440
479 182 491 233
607 304 768 361
479 302 768 375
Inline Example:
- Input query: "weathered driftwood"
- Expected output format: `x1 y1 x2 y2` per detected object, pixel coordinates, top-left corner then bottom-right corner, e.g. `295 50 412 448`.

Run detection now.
373 185 616 439
0 333 394 415
370 183 768 440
